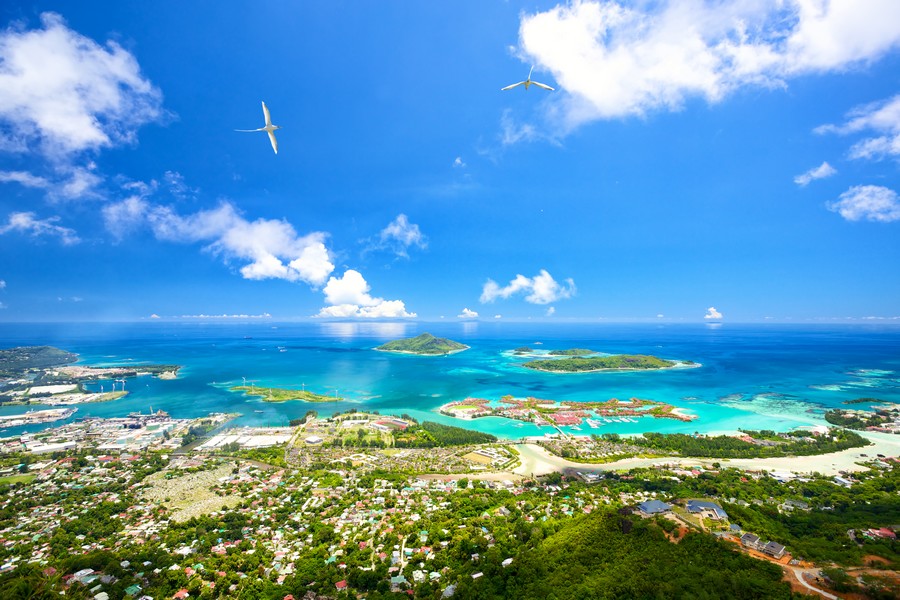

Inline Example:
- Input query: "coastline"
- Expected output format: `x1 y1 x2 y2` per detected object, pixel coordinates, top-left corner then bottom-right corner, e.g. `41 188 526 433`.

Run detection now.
512 430 900 477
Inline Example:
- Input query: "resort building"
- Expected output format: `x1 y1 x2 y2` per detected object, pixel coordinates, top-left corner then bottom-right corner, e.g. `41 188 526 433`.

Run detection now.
686 500 728 521
637 499 673 517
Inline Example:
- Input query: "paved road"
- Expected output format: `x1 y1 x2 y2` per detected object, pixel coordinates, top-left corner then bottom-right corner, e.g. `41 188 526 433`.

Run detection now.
786 567 838 600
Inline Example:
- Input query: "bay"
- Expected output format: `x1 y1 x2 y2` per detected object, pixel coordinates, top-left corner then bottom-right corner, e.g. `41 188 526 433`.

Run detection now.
1 321 898 439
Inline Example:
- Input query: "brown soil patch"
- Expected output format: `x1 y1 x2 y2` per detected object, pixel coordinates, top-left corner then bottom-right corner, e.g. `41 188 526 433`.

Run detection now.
860 555 891 567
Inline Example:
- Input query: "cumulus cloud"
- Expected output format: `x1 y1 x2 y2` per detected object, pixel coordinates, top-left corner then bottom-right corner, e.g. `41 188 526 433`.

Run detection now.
0 211 79 244
316 269 416 318
0 280 6 289
102 198 335 285
364 214 427 259
546 306 556 316
494 314 502 319
794 161 837 186
480 269 576 305
458 308 479 319
816 94 900 161
0 12 164 159
827 185 900 222
453 156 466 168
514 1 900 132
704 306 723 320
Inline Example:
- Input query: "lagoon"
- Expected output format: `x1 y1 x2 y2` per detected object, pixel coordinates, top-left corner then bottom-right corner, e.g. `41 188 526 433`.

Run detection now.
1 321 898 439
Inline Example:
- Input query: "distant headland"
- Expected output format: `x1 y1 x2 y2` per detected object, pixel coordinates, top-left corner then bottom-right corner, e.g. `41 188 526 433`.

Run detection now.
375 332 469 356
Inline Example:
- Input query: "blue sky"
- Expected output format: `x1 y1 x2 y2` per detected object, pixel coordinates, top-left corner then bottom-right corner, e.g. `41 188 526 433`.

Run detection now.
1 1 899 323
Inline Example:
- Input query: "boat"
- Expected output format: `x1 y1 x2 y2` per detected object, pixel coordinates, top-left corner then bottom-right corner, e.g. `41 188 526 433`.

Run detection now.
254 410 264 413
586 419 601 428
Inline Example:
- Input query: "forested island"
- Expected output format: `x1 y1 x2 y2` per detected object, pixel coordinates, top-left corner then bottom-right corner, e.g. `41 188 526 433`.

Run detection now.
523 354 696 373
547 348 595 356
375 332 469 356
231 385 342 403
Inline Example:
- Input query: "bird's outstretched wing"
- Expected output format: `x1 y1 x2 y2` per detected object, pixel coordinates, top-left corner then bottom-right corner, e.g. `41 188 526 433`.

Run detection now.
235 128 266 132
531 81 555 91
262 101 273 127
267 130 278 154
501 81 526 91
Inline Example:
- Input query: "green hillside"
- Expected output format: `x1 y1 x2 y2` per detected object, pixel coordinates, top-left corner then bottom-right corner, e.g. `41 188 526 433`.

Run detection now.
0 346 78 376
376 332 469 355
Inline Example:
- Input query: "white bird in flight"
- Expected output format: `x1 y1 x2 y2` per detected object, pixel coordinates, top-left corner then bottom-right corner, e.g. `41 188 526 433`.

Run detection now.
236 101 281 154
501 66 555 92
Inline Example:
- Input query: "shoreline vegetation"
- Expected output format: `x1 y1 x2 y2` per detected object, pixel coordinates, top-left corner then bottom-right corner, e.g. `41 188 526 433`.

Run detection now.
230 385 342 403
520 351 699 373
440 394 698 426
375 332 469 356
0 345 181 406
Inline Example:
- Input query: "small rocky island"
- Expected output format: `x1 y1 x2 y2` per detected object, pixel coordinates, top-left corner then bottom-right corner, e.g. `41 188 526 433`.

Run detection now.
376 332 469 356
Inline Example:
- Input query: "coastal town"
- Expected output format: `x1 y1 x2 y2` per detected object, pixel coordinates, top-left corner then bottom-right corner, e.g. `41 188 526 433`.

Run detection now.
1 345 900 598
439 394 696 430
0 404 898 599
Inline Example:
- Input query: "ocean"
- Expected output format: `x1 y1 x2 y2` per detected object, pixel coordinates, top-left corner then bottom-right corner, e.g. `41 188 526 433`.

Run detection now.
1 321 899 439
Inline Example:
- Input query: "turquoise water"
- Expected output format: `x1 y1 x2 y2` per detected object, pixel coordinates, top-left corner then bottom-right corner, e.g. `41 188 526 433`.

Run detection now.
1 321 899 439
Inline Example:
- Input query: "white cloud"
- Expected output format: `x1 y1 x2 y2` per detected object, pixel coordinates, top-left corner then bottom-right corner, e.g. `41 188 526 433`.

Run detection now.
481 269 576 305
816 94 900 161
0 211 79 244
53 165 102 200
827 185 900 222
704 306 723 320
515 1 900 132
322 269 378 306
0 170 50 188
178 313 272 319
365 214 427 258
500 109 539 146
102 198 335 285
149 313 160 319
657 313 664 318
316 269 416 319
494 314 502 319
458 308 479 319
0 167 104 202
794 161 837 186
0 280 6 289
453 156 466 168
546 306 556 316
0 12 164 159
163 170 196 199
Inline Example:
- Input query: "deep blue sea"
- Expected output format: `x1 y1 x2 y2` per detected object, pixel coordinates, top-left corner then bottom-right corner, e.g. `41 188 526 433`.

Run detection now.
1 321 899 439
